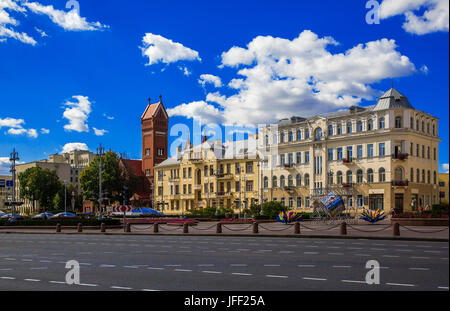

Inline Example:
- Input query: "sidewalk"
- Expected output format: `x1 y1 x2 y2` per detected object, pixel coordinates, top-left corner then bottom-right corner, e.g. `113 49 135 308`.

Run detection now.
1 221 448 241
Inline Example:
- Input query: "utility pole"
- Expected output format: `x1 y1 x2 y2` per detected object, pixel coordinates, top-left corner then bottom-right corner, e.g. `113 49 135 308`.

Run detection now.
238 165 242 219
215 167 219 216
64 180 67 214
260 159 264 216
9 148 19 221
97 144 105 220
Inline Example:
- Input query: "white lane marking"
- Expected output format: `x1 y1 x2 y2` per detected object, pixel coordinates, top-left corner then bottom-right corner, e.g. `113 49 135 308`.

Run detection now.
386 282 416 287
100 265 116 268
174 269 192 272
147 267 164 270
230 264 247 267
236 249 250 251
266 275 288 279
411 256 430 259
264 264 281 267
79 283 98 287
123 266 139 269
303 277 327 281
142 289 161 291
0 277 15 280
409 268 430 271
49 281 66 284
382 255 400 258
370 248 386 251
80 263 91 266
298 265 315 268
333 265 351 268
279 251 295 254
4 258 16 261
438 286 449 290
304 252 319 255
342 280 366 284
40 260 52 263
232 273 252 276
111 286 133 290
328 253 344 256
164 265 181 267
24 279 41 282
198 264 215 267
202 271 222 274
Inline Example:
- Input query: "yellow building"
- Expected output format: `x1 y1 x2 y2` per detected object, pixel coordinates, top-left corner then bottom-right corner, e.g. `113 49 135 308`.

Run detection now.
439 173 449 204
260 88 441 214
154 137 263 215
0 175 12 212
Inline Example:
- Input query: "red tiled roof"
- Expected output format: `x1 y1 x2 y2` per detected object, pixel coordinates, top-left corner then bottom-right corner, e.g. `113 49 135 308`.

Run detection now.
124 159 144 177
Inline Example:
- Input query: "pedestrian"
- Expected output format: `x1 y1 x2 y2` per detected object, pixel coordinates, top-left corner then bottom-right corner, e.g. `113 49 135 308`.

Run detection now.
244 212 247 220
419 205 424 216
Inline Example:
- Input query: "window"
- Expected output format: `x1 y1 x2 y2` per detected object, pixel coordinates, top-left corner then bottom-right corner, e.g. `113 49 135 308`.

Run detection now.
337 124 342 135
434 148 437 160
427 170 431 184
416 119 419 130
347 146 353 160
410 168 414 183
434 171 437 184
272 176 278 188
315 128 322 141
288 153 294 166
410 117 414 129
328 172 334 185
357 195 363 207
305 128 310 139
395 116 402 128
347 122 352 134
281 198 285 206
246 161 253 173
297 130 302 141
305 174 310 186
357 145 363 159
145 148 151 156
368 144 374 158
281 132 285 143
368 119 373 131
328 125 333 136
288 197 294 208
280 154 286 166
357 170 363 183
328 148 334 161
288 175 294 187
357 121 363 132
305 152 310 163
427 147 430 159
157 148 164 156
379 143 385 156
183 168 187 178
337 148 343 160
296 152 302 164
417 169 420 183
246 180 253 192
379 117 385 129
379 168 386 182
305 197 310 208
422 145 425 158
337 171 343 184
367 169 374 183
296 174 302 187
296 197 302 208
280 175 286 188
146 170 150 177
288 131 293 142
346 170 353 184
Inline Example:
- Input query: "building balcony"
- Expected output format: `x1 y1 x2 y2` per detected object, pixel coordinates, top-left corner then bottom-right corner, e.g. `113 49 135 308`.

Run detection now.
393 153 409 161
217 191 232 197
283 163 295 169
217 173 234 180
194 184 202 190
342 158 353 164
392 180 409 187
283 186 294 192
342 183 353 188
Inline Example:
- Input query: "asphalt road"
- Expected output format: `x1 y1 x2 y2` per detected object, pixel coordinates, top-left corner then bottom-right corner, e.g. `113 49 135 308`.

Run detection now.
0 234 448 291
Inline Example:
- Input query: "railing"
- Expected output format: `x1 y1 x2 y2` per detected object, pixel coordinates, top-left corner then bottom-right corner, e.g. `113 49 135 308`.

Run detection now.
392 180 409 187
342 158 353 164
393 153 409 160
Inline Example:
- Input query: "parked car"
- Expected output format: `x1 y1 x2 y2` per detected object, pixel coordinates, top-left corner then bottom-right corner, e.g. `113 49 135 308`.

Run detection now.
0 213 24 220
51 212 77 219
32 213 54 220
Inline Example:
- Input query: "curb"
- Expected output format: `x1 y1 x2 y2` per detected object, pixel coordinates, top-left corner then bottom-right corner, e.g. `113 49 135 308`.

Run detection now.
0 231 448 242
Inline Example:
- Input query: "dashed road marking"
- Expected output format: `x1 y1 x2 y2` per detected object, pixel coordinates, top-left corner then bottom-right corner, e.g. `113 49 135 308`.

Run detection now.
386 282 416 287
232 273 252 276
303 277 327 281
266 275 288 279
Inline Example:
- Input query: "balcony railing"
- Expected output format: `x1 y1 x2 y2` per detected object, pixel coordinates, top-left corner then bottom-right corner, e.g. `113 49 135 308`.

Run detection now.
392 180 409 187
342 183 353 188
342 158 353 164
393 153 409 160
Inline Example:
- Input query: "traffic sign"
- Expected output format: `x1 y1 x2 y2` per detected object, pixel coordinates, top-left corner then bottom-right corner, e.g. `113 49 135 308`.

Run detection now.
113 205 133 213
6 180 13 187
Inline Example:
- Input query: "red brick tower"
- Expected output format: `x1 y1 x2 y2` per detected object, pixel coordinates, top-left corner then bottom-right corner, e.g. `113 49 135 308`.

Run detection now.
141 95 169 187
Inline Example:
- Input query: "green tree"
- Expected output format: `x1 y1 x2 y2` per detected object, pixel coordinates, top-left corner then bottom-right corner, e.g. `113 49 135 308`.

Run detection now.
245 201 288 219
79 151 136 207
18 166 62 211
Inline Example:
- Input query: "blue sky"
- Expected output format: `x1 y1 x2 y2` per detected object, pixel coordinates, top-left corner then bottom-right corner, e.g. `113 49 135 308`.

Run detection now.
0 0 448 174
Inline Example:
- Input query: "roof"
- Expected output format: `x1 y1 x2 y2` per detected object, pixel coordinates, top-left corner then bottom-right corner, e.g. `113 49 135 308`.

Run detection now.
141 97 168 120
373 88 413 111
123 159 143 177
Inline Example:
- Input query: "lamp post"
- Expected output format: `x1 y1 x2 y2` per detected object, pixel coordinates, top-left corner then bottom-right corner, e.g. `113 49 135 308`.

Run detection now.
214 167 220 217
9 148 19 222
71 191 75 212
64 180 67 214
258 159 264 216
97 144 105 220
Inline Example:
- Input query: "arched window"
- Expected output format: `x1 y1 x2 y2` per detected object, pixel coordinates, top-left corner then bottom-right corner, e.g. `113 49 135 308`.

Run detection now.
272 176 278 188
296 174 302 187
288 175 293 187
394 167 404 181
280 175 286 188
379 168 386 182
347 122 352 134
328 172 334 185
346 170 353 184
265 135 269 145
368 119 373 131
427 123 430 134
337 171 343 184
304 174 310 186
367 169 374 183
357 169 363 183
379 117 385 129
328 125 333 136
357 121 363 132
314 127 323 141
395 116 402 128
264 177 269 189
433 124 436 136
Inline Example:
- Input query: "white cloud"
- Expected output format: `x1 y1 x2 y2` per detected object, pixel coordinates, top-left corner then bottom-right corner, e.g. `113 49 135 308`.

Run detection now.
179 66 192 76
1 116 38 138
167 101 223 125
61 142 89 154
93 127 108 136
140 33 201 66
206 92 226 106
0 117 24 129
103 113 114 120
0 157 11 175
0 0 36 45
198 74 223 88
24 1 108 31
380 0 449 35
34 27 47 37
62 95 92 133
171 30 416 126
40 128 50 134
6 127 38 138
442 163 449 173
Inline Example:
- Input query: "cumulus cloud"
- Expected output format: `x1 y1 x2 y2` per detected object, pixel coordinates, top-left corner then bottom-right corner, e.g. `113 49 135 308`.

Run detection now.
1 116 38 138
0 117 24 129
6 127 37 138
442 163 449 173
206 92 227 106
167 101 223 125
61 142 89 154
103 113 114 120
0 157 11 175
93 127 108 136
140 33 201 66
380 0 449 35
171 30 416 126
1 0 107 45
62 95 92 133
198 74 223 88
179 66 192 76
40 128 50 134
23 1 108 31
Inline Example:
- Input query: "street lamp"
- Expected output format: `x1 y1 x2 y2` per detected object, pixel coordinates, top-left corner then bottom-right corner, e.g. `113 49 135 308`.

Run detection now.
71 191 75 212
97 144 105 220
64 180 67 214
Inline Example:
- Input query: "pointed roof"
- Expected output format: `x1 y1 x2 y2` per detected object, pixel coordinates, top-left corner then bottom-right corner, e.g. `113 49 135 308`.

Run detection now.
184 136 192 151
373 88 413 111
141 96 168 120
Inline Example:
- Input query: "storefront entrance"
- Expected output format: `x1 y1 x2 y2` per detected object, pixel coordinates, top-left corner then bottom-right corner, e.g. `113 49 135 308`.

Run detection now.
395 194 404 214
